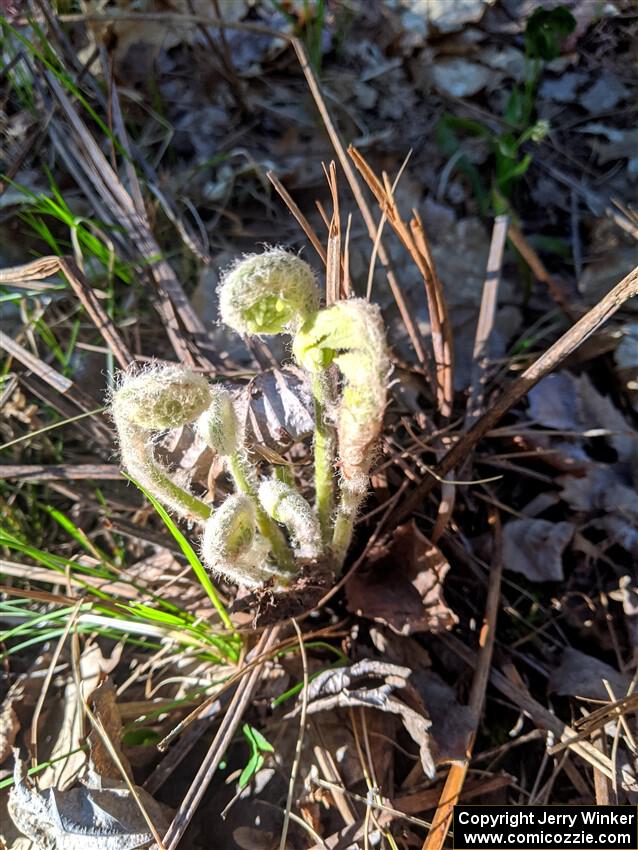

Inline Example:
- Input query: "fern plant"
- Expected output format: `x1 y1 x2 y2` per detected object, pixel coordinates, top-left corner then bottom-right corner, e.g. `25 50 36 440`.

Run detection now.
110 248 390 588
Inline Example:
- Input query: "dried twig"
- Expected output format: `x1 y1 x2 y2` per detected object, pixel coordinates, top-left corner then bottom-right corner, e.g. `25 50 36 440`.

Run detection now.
323 161 343 304
70 631 168 850
18 374 111 448
162 626 281 849
423 510 503 850
507 223 577 320
39 69 213 368
347 148 458 541
0 328 73 396
279 619 309 850
1 559 144 599
0 465 121 481
30 602 82 774
143 715 219 797
443 634 621 784
366 149 412 301
465 215 509 426
349 147 453 412
0 328 113 448
1 256 134 369
266 170 327 266
292 41 430 371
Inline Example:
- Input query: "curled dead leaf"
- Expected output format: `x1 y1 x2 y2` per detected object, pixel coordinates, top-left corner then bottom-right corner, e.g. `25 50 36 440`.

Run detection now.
87 679 133 782
0 652 54 765
287 659 435 778
242 366 314 454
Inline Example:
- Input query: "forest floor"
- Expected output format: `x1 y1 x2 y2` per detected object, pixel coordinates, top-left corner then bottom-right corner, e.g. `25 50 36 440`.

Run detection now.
1 1 637 849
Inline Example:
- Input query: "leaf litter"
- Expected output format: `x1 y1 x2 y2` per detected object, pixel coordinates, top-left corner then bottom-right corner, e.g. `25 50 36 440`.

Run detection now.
1 0 638 846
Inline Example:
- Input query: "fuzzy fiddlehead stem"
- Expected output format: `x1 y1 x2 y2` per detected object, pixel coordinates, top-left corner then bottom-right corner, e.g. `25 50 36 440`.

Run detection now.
197 385 296 574
227 453 296 573
258 478 322 561
201 494 289 587
111 366 213 521
330 476 367 569
121 426 212 521
309 371 336 545
218 248 331 555
293 299 390 569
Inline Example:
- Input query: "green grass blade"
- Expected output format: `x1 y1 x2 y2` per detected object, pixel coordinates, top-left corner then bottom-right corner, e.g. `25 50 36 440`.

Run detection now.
124 474 235 633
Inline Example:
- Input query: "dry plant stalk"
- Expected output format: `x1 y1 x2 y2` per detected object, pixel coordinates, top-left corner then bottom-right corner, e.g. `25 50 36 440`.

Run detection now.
348 147 458 541
0 256 134 369
348 146 454 418
423 510 503 850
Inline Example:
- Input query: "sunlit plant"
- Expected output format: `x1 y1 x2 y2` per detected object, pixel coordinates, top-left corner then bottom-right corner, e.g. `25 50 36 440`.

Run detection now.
111 248 390 589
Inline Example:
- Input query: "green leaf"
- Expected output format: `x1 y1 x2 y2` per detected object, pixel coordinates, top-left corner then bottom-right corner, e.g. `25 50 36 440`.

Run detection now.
491 188 512 217
528 234 571 258
435 118 461 157
504 87 525 126
45 506 108 560
122 727 163 747
498 153 533 185
524 6 576 61
497 133 520 160
238 723 274 789
247 726 274 753
238 752 264 790
444 114 491 137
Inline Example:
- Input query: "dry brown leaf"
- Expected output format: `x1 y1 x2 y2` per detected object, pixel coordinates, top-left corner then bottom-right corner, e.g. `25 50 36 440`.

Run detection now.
156 367 314 489
615 321 638 414
528 371 635 462
369 627 432 671
548 648 633 701
233 826 276 850
87 680 132 782
346 521 457 635
558 465 638 557
242 367 314 453
38 644 122 791
0 653 52 764
410 670 474 765
615 576 638 663
502 518 575 582
0 700 20 766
